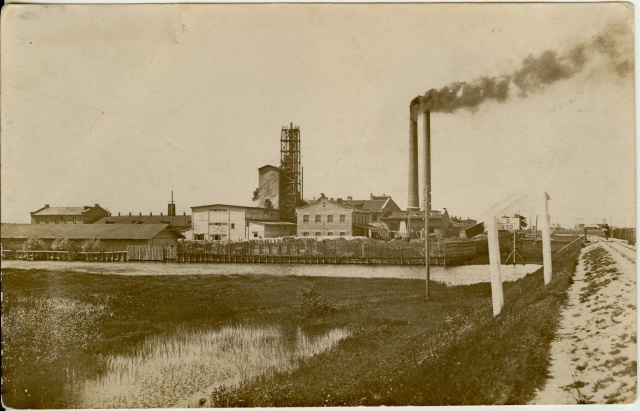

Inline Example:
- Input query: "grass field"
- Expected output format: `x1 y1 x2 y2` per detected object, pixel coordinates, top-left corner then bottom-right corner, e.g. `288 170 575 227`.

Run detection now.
2 247 580 408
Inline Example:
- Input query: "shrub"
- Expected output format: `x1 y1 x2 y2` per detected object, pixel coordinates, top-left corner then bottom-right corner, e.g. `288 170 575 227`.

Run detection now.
80 239 105 252
22 237 46 251
51 237 78 259
295 283 337 319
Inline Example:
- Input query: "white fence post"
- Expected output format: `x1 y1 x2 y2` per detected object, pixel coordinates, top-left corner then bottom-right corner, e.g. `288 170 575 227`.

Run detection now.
540 192 553 285
487 215 504 316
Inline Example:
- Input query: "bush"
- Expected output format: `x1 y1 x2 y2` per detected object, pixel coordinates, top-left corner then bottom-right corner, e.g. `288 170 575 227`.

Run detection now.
51 237 78 259
80 239 105 252
22 237 46 251
295 283 337 319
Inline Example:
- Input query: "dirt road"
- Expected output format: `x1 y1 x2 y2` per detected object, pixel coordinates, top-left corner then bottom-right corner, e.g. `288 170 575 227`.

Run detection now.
531 238 637 404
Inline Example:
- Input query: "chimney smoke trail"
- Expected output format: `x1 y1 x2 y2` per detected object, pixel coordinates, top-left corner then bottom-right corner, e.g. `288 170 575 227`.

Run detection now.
412 22 633 114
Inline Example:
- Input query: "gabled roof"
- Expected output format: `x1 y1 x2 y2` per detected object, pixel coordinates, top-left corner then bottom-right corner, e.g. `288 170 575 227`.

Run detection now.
343 199 388 213
32 207 87 216
296 197 369 212
1 223 184 240
95 215 192 227
31 204 107 216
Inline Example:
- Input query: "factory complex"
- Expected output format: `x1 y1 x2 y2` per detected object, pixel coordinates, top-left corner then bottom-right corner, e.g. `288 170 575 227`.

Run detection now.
2 123 460 252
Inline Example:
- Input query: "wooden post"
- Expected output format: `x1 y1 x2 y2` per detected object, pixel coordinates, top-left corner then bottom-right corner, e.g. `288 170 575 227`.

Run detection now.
424 186 431 299
487 215 504 316
540 192 553 284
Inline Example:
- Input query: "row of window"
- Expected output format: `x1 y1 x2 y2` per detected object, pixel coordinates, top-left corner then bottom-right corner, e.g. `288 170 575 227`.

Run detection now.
302 232 346 237
208 222 236 228
302 215 346 223
37 219 78 224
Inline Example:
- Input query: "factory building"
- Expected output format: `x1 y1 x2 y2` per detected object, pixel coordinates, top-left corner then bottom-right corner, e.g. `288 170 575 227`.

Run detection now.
343 194 402 239
295 194 373 237
1 223 184 251
382 209 451 240
191 204 289 241
30 204 110 225
252 165 281 210
252 124 304 223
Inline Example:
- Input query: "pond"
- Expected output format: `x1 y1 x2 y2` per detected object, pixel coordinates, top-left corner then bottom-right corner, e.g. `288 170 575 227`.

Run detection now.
2 260 542 286
66 325 350 408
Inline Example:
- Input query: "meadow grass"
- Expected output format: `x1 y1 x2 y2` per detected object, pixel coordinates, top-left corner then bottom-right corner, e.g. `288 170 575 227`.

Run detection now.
2 247 580 408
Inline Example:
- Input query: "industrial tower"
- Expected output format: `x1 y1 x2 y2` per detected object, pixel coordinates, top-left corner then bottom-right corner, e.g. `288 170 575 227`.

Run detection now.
280 123 302 223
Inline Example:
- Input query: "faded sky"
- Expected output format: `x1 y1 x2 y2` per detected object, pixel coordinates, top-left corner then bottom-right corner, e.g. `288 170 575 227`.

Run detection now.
1 3 635 227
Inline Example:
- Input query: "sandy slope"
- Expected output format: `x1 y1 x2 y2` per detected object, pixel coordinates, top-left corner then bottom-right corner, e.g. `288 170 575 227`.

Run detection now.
531 238 637 404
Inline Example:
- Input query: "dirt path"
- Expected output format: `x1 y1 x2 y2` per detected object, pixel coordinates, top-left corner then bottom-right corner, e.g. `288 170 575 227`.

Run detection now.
530 238 637 404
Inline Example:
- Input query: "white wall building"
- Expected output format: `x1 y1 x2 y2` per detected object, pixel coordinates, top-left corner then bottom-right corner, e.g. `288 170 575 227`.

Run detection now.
191 204 287 241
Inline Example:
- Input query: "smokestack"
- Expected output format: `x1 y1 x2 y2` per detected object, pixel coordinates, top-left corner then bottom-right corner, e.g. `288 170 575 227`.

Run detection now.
408 99 420 210
168 190 176 217
423 110 431 211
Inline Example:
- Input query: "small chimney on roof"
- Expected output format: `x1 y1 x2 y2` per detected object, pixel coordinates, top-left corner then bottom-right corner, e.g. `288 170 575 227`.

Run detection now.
118 212 121 216
337 198 342 204
94 203 99 207
161 212 163 216
347 196 353 201
129 212 132 216
370 193 374 199
139 212 142 216
45 204 50 208
150 212 152 216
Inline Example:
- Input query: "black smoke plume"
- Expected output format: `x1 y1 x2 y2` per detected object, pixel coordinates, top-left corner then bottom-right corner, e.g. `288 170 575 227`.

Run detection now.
412 22 633 114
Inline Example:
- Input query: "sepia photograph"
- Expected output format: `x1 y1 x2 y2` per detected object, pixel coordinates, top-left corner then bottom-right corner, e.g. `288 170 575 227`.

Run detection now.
0 2 636 408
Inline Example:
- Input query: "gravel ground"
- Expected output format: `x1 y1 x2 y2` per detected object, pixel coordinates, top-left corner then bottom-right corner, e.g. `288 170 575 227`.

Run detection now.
531 238 637 404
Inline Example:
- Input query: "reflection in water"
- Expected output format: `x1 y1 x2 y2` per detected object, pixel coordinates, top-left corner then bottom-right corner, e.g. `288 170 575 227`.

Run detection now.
68 325 350 408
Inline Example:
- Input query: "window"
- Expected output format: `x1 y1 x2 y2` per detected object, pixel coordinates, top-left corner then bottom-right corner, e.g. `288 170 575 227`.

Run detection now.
231 223 235 229
73 218 77 224
340 232 346 236
315 232 321 237
372 214 378 222
253 232 259 238
315 215 321 223
327 232 333 236
327 215 333 223
340 215 345 223
303 215 309 223
303 232 309 237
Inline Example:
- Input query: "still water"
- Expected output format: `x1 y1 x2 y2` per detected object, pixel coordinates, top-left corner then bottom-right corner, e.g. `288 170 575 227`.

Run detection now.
67 325 350 408
3 260 542 286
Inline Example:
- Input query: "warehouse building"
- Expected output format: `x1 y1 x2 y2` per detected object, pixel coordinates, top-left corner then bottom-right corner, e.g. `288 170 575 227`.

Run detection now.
343 194 401 239
295 194 373 237
0 223 184 251
30 204 109 224
382 209 451 240
191 204 288 241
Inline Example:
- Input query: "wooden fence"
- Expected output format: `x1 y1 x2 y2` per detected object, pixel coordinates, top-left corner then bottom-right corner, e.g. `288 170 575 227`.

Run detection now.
126 246 176 261
612 228 636 245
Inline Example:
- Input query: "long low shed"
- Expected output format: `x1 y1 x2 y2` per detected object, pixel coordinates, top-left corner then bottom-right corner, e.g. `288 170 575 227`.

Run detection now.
0 223 184 251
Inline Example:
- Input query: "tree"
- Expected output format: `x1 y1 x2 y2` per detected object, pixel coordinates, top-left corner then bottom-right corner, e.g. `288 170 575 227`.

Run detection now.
22 237 46 251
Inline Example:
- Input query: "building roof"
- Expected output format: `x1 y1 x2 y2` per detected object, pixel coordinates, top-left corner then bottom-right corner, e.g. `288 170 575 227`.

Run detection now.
343 199 388 213
191 203 278 212
258 165 281 172
296 196 370 212
248 221 297 226
31 206 93 216
95 215 192 227
1 223 184 240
